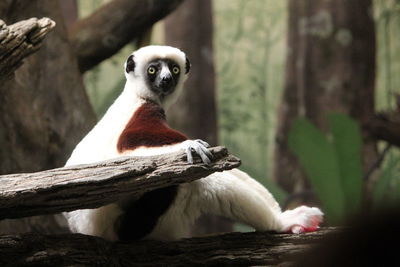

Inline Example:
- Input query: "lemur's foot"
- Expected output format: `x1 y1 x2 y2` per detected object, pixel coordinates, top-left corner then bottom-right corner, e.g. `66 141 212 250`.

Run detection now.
182 139 213 165
280 206 323 234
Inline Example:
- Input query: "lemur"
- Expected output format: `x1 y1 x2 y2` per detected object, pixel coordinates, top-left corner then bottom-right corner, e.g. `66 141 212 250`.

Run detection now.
64 45 323 241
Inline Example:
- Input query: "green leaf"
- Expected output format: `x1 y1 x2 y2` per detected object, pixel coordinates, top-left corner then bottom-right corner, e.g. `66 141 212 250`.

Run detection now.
288 118 345 224
328 113 363 216
373 154 399 209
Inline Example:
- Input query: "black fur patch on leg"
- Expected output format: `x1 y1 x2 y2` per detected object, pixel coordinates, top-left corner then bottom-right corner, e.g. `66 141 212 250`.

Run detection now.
116 185 178 241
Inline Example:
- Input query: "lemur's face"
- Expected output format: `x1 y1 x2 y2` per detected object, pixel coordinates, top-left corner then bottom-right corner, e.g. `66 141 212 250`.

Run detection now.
145 59 181 98
124 46 191 103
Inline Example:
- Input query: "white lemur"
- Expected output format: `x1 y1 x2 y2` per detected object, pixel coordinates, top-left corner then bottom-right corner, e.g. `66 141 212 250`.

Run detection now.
64 45 323 241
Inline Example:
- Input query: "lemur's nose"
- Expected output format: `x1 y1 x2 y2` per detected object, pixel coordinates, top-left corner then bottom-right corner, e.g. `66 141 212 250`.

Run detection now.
162 75 172 82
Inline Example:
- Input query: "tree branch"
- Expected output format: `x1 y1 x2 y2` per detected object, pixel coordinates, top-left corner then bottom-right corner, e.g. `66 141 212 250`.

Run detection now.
0 17 55 82
365 111 400 148
0 146 240 220
0 228 336 266
70 0 185 72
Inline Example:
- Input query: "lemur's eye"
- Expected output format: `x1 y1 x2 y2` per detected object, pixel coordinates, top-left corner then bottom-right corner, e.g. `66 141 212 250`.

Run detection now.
148 67 156 75
172 66 180 75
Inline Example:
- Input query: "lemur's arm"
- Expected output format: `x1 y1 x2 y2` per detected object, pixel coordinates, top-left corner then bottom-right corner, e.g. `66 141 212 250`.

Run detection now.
119 138 213 165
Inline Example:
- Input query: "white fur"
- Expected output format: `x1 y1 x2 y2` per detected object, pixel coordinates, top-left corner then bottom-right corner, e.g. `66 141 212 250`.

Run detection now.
159 65 170 79
66 204 123 241
64 45 323 241
65 87 144 166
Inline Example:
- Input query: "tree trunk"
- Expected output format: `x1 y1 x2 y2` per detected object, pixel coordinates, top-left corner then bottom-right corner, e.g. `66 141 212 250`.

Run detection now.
0 0 96 174
274 0 377 202
164 0 232 234
0 0 96 234
59 0 77 29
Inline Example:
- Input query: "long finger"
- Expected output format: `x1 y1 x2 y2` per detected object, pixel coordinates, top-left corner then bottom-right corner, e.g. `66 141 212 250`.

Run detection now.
185 146 193 164
196 139 210 148
194 146 211 165
199 144 213 160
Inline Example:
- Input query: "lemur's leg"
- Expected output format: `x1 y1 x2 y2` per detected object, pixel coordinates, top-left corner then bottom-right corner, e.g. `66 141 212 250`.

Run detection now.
230 169 323 233
180 170 323 233
65 204 123 241
227 168 282 214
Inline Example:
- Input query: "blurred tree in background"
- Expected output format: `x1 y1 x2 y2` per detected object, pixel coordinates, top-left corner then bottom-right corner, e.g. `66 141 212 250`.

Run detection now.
276 0 377 206
214 1 288 204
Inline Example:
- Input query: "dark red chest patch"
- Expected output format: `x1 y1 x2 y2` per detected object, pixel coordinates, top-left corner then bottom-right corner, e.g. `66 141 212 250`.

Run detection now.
115 101 187 241
117 102 187 153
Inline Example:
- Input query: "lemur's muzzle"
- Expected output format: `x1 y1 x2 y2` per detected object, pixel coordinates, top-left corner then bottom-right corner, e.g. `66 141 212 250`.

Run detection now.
157 73 175 94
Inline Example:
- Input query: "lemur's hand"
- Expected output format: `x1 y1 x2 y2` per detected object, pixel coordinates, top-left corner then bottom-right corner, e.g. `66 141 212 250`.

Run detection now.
182 139 213 165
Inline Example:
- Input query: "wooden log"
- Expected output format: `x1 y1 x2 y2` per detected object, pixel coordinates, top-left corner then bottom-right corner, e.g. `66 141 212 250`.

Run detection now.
0 146 240 220
0 228 336 266
0 17 55 82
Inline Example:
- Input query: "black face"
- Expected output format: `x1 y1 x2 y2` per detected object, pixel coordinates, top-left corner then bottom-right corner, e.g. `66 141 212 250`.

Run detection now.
145 59 181 98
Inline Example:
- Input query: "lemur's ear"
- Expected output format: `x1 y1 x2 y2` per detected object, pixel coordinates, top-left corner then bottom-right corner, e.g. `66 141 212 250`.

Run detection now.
126 55 135 73
185 56 191 74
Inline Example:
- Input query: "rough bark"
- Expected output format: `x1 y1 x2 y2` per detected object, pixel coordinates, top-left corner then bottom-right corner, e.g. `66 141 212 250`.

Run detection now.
0 146 240 220
0 18 55 82
164 0 229 235
0 0 96 234
69 0 185 72
0 0 96 174
275 0 377 198
0 228 336 266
